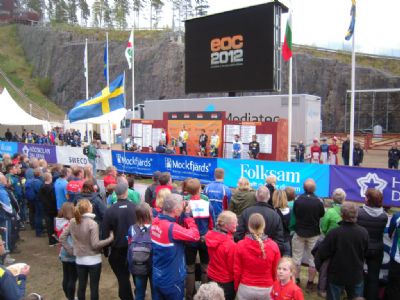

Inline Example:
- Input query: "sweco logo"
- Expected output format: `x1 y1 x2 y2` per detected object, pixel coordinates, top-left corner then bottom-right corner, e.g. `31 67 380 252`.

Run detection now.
356 173 388 197
165 157 211 173
22 145 29 155
116 154 152 167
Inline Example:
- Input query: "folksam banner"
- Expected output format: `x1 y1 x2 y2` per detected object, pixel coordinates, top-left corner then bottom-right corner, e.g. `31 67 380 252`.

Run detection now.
18 143 57 163
330 165 400 207
0 141 18 156
112 151 157 176
218 159 330 197
158 155 217 184
56 146 112 170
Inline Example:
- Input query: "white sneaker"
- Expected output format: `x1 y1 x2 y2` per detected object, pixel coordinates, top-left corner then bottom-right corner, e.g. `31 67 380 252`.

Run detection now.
4 255 15 265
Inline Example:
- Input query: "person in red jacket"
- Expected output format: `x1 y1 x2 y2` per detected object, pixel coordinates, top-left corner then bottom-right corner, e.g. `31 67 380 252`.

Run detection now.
270 257 304 300
206 210 238 300
328 136 339 165
103 166 117 191
310 138 321 163
234 213 281 300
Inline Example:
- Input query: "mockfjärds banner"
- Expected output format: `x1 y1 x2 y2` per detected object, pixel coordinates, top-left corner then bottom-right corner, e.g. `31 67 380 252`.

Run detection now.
330 165 400 207
218 158 330 197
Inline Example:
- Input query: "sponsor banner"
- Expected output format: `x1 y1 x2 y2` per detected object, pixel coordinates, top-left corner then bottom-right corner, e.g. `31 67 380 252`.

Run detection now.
158 155 217 183
0 141 18 156
330 165 400 207
112 151 156 176
56 146 111 170
18 143 57 163
218 159 330 197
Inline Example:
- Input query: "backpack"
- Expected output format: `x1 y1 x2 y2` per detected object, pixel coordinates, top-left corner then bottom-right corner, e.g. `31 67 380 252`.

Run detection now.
127 224 152 276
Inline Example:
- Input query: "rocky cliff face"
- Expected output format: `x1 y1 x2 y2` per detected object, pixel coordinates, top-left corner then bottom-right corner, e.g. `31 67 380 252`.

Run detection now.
16 25 400 132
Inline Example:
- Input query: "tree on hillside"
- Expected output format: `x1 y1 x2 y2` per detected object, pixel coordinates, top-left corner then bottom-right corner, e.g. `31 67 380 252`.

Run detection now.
194 0 208 16
54 0 69 23
67 0 78 24
150 0 164 29
78 0 90 25
92 0 112 27
26 0 44 18
132 0 145 28
114 0 130 29
46 0 55 21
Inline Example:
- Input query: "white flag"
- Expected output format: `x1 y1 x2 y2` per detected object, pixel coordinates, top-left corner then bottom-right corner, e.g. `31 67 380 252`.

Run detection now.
125 31 133 69
84 41 88 78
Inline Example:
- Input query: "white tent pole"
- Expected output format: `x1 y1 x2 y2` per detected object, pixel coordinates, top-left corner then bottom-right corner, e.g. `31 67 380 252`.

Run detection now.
85 38 89 100
131 28 135 115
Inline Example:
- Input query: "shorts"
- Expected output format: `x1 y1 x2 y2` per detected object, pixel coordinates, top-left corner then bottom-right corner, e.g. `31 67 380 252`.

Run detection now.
291 233 320 268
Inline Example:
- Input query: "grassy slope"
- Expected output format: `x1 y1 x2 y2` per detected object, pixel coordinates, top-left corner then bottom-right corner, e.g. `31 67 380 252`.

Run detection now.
0 24 64 119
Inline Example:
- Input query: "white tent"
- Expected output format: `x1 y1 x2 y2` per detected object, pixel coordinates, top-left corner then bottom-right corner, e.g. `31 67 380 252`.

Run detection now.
65 108 127 145
0 88 51 136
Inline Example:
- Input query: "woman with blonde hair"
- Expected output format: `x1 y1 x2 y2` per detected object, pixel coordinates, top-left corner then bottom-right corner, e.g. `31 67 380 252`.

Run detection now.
272 190 291 256
229 178 256 216
206 210 238 300
152 188 171 217
60 199 114 300
234 213 281 300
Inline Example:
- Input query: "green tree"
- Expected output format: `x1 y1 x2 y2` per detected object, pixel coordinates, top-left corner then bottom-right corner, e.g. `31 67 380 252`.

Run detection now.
132 0 145 28
78 0 90 25
194 0 208 16
92 0 112 28
26 0 44 18
67 0 78 24
114 0 130 29
103 0 113 28
54 0 69 23
150 0 164 29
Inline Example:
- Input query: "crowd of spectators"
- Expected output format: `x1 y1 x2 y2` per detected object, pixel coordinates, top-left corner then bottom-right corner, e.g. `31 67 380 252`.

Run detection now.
0 153 399 300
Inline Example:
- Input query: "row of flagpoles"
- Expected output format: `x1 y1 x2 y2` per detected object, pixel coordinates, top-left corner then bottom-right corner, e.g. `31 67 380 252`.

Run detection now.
283 0 356 164
83 30 135 111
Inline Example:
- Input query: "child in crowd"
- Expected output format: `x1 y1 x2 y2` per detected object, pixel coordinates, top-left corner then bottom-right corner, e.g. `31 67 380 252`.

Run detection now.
127 203 153 300
270 257 304 300
55 202 77 300
184 178 214 300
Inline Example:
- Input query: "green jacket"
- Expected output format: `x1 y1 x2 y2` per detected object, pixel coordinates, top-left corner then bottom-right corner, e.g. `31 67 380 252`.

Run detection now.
87 144 97 160
109 188 141 205
228 189 257 217
320 203 342 235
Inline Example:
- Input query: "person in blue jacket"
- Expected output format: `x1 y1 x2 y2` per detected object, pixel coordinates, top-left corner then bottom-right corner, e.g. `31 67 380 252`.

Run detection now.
150 193 200 300
204 168 232 221
0 236 30 300
232 134 242 159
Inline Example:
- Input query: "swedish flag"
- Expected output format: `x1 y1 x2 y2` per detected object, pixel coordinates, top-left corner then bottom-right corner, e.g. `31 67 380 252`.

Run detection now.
345 0 356 41
68 74 125 122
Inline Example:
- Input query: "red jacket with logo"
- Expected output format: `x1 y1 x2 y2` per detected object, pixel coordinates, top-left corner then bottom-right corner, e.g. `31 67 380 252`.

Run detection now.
270 279 304 300
234 235 281 290
205 229 236 283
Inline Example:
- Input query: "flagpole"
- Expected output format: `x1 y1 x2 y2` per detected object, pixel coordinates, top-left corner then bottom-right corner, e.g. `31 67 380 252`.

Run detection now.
85 38 89 100
106 32 110 87
131 28 135 116
349 31 355 166
288 56 292 162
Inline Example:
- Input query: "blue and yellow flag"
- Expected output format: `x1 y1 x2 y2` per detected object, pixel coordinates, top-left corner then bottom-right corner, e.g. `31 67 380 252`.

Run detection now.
68 74 124 122
345 0 356 41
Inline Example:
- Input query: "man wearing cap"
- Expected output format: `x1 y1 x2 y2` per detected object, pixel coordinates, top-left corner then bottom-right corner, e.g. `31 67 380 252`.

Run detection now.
145 171 161 206
0 235 30 299
102 178 137 300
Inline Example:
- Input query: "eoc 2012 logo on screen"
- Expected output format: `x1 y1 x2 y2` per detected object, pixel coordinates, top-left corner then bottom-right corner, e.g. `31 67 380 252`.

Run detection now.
210 35 244 68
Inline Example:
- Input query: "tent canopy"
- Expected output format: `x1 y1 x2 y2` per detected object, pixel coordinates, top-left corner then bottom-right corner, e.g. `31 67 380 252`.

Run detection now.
0 88 51 126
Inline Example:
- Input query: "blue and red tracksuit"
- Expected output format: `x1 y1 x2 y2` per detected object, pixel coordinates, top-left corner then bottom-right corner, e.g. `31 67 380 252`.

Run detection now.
204 181 232 221
151 214 200 300
184 194 214 238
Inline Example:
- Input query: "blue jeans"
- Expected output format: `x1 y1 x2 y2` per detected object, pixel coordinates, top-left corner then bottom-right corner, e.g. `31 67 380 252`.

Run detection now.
89 158 97 176
152 281 184 300
134 275 151 300
327 281 363 300
0 213 10 251
34 200 43 236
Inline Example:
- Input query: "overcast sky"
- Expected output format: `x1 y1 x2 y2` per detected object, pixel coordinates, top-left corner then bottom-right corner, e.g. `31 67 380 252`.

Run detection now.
85 0 400 56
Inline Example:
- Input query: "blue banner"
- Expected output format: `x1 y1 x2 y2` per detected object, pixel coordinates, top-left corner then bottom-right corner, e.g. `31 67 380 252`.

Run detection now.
0 141 18 156
330 165 400 207
158 155 217 184
218 159 330 197
112 151 157 176
18 143 57 163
